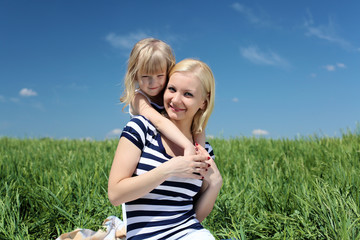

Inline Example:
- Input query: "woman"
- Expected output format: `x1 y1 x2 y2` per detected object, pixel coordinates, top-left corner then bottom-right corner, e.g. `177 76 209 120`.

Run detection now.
108 59 223 240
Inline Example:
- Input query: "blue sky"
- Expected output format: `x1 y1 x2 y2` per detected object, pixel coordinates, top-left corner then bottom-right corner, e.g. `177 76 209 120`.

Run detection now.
1 0 359 140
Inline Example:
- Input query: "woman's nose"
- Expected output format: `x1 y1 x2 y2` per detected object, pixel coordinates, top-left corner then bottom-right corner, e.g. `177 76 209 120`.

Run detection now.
172 93 181 103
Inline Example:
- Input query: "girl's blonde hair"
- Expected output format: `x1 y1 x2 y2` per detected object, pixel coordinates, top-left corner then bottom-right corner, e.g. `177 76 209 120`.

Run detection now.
169 59 215 135
120 38 175 110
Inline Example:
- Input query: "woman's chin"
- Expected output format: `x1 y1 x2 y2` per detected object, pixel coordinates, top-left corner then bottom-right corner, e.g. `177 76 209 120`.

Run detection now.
167 112 184 121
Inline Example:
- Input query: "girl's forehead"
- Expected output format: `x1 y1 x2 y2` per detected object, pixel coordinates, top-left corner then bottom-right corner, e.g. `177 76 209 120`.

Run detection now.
138 52 168 74
139 63 167 75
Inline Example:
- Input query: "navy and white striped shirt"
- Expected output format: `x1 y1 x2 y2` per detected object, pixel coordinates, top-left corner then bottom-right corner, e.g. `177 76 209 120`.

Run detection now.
120 115 214 240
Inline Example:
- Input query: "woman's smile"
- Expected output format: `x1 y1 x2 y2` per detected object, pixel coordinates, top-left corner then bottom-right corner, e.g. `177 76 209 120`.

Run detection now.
169 103 185 112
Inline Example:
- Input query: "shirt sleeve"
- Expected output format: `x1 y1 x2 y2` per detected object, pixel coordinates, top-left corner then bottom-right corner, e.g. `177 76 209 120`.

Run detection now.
120 116 148 151
205 141 215 160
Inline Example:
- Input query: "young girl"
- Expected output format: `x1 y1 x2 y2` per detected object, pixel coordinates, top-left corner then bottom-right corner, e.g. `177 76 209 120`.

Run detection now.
120 38 206 154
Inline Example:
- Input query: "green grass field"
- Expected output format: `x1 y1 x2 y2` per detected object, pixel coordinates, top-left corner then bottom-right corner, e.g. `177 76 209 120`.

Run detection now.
1 131 360 239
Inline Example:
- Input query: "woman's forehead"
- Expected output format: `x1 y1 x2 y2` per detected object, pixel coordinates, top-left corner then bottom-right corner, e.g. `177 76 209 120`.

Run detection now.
169 72 201 89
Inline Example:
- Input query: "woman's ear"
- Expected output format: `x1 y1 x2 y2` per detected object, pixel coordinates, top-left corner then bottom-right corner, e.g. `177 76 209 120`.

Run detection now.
200 100 207 110
200 93 210 110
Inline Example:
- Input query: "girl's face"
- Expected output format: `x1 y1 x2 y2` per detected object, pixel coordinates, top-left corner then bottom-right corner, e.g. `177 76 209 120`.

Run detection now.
164 71 206 122
137 71 167 97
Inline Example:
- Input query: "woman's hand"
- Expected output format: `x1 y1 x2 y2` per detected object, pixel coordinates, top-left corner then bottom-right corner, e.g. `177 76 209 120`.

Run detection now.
195 143 223 187
162 153 209 180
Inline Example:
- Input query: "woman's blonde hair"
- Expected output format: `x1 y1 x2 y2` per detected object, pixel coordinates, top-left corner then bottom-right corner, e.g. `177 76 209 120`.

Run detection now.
120 38 175 110
169 59 215 135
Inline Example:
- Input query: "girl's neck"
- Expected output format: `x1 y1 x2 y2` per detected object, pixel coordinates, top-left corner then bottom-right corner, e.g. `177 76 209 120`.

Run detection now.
148 94 163 106
146 89 165 106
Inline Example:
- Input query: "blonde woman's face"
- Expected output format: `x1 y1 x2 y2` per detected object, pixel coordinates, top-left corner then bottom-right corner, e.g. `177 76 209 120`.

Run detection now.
164 72 206 122
137 71 167 97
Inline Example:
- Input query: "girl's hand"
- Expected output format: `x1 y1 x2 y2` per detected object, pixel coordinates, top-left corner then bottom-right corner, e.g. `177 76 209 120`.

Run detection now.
195 143 222 187
163 154 209 179
184 143 196 156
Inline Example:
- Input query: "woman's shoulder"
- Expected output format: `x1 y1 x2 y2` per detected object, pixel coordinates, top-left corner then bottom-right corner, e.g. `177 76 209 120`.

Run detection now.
205 141 215 159
121 115 160 149
127 115 158 134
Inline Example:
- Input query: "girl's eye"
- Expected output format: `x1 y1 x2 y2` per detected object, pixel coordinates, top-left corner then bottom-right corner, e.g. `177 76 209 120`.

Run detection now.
157 74 165 78
184 92 193 97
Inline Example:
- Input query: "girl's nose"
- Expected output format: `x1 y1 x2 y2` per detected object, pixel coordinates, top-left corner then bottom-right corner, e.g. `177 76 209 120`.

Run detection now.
148 77 154 85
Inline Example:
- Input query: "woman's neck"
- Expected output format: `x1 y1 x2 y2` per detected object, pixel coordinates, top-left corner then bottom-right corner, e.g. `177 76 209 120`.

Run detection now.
161 119 193 157
171 119 193 143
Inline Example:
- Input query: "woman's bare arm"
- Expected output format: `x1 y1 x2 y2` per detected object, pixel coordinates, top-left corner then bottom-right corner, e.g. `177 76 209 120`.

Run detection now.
108 137 209 206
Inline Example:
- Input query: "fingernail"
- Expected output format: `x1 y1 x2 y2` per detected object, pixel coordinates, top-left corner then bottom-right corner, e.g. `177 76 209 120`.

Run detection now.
208 164 211 167
205 169 208 171
207 157 211 160
201 176 204 179
195 142 199 146
195 147 199 151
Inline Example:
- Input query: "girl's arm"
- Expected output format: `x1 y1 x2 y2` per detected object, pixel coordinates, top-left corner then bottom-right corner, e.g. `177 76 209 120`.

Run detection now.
193 144 223 222
108 137 209 206
194 131 206 148
132 93 195 156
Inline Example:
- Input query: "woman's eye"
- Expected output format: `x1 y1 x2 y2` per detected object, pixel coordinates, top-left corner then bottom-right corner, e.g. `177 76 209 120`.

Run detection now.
168 87 176 92
184 92 193 97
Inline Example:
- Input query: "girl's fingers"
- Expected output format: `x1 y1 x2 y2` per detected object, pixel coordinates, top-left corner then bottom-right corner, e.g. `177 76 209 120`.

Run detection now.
192 154 208 162
195 143 210 156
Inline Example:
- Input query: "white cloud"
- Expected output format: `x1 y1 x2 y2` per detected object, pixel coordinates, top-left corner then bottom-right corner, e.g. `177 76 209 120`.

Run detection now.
324 65 336 71
304 10 353 50
106 128 123 138
240 46 289 67
337 63 346 68
105 32 149 49
323 63 346 71
232 97 239 102
252 129 269 136
310 73 317 78
19 88 37 97
231 3 261 24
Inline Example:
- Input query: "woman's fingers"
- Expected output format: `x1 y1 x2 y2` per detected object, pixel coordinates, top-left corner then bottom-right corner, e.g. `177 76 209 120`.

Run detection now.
167 153 210 179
